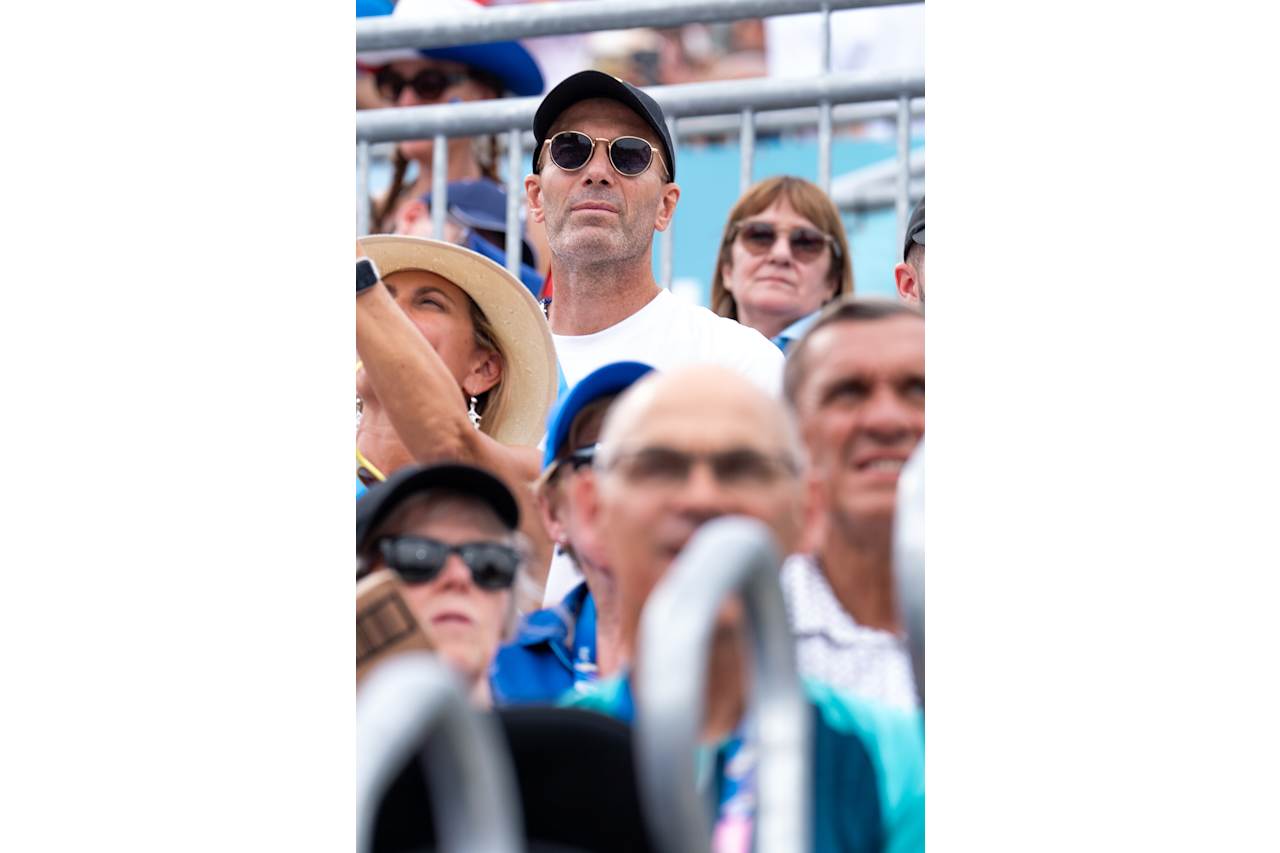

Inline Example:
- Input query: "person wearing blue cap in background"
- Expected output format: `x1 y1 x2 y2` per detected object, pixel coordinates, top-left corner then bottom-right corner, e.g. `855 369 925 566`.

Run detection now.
396 179 544 298
489 361 654 705
358 0 545 234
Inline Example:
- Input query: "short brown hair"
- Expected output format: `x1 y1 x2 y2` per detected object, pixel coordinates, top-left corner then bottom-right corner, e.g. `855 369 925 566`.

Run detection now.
710 176 854 320
782 296 923 405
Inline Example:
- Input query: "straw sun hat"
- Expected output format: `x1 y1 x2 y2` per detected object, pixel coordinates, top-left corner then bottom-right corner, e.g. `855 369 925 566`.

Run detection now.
359 235 557 447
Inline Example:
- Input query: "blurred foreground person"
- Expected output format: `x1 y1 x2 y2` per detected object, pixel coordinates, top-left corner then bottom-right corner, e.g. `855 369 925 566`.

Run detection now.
566 366 924 853
357 463 526 707
893 196 925 305
710 175 854 351
356 236 558 601
490 361 654 704
782 298 924 710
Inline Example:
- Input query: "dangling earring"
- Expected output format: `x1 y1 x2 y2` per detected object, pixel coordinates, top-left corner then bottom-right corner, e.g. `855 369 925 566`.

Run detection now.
468 396 482 430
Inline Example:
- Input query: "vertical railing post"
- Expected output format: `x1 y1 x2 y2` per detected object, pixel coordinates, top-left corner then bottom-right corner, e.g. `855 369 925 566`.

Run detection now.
896 93 911 253
357 139 371 237
739 107 755 194
817 1 833 192
431 133 448 240
505 127 523 278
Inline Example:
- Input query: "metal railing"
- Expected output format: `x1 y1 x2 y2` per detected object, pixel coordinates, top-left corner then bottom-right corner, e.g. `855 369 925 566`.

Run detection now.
635 516 812 852
356 654 524 853
894 440 925 710
356 0 924 285
357 0 921 52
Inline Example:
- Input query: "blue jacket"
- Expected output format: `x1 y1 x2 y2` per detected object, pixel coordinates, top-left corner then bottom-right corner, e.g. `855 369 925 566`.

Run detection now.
490 582 598 705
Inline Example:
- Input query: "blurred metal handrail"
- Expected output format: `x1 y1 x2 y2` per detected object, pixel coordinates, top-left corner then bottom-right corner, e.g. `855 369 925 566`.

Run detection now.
635 516 811 853
357 0 921 52
356 70 924 144
356 654 524 853
894 440 925 710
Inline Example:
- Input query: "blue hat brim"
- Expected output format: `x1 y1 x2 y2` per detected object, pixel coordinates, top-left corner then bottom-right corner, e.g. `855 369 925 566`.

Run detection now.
420 43 543 97
543 362 655 470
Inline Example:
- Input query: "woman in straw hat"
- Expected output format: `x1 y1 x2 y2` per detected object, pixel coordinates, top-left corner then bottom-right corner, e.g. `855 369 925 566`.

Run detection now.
356 235 559 600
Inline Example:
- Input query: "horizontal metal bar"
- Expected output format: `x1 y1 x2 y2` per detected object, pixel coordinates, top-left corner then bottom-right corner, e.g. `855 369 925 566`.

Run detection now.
357 0 921 52
835 179 925 213
356 71 924 144
676 97 923 137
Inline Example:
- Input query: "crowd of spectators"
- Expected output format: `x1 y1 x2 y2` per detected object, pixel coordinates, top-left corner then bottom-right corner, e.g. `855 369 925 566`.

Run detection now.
355 6 926 850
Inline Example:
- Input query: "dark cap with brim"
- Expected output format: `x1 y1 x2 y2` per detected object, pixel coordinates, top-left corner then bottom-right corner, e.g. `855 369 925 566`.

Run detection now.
532 70 675 181
357 463 520 553
903 195 925 261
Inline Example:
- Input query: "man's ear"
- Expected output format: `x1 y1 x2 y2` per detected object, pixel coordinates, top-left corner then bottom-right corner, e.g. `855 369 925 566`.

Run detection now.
462 347 502 397
524 174 546 224
571 468 604 545
894 261 921 303
797 470 828 556
653 182 681 232
535 481 568 547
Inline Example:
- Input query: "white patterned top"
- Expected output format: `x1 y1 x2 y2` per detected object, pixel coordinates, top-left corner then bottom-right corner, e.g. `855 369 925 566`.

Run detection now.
780 554 919 712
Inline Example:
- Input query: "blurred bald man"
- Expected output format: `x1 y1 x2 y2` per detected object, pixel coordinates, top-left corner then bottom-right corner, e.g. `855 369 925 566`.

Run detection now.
565 366 924 853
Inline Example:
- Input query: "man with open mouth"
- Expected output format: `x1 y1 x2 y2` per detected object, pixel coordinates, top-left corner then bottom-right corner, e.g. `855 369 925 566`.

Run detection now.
781 297 925 710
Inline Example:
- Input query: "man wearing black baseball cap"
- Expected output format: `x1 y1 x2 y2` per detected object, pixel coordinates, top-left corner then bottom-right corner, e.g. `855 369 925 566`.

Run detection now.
523 70 784 396
894 195 925 305
357 462 525 707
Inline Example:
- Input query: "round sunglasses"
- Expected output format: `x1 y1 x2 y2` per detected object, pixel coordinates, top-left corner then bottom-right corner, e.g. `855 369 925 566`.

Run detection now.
730 220 841 263
377 534 521 590
541 131 668 178
374 66 472 103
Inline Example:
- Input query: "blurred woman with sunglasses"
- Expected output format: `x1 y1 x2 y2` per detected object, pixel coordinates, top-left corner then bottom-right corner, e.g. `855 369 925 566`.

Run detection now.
356 236 558 610
358 0 545 235
710 176 855 352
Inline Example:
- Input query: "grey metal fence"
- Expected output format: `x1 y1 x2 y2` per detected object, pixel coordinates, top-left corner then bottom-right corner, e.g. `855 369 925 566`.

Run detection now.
356 0 924 285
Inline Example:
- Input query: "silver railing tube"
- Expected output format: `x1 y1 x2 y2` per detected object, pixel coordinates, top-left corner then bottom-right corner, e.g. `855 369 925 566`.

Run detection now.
505 128 523 278
356 654 524 853
356 71 925 144
635 516 811 853
894 441 925 709
357 0 922 52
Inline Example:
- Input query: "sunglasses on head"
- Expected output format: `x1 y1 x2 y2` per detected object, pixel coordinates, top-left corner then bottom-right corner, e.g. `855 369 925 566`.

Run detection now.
731 221 840 263
377 535 520 590
542 131 668 178
374 66 471 102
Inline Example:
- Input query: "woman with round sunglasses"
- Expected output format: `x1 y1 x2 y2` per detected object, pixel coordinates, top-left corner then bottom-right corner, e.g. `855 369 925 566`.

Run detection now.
356 235 558 611
710 176 855 351
358 0 544 234
357 463 528 708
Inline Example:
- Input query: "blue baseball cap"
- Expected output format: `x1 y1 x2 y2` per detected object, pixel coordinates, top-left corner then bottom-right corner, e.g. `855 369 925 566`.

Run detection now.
542 361 654 471
357 0 544 97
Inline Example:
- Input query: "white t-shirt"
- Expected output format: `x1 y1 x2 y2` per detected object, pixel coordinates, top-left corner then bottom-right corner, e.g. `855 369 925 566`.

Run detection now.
542 289 785 604
552 288 784 397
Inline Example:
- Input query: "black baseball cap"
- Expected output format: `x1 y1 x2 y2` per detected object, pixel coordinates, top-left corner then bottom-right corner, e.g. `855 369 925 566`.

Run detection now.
532 70 675 182
903 195 925 261
356 463 520 553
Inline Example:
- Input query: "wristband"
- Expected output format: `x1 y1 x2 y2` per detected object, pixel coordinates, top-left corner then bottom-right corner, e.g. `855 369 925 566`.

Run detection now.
356 257 380 294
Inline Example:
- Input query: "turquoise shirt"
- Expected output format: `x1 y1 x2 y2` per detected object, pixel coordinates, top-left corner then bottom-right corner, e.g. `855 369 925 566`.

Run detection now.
562 675 924 853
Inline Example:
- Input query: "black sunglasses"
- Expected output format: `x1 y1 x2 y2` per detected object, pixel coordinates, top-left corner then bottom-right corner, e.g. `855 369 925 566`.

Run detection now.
731 221 840 263
377 535 520 590
375 66 470 103
542 131 668 178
